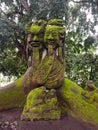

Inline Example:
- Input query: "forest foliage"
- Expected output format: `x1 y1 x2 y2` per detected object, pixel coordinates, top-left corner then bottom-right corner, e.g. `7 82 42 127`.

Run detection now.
0 0 98 86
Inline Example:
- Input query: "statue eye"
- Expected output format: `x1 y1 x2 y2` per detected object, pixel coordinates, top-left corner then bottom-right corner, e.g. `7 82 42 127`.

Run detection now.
37 33 43 37
45 33 49 37
31 33 34 38
52 34 57 37
59 33 64 39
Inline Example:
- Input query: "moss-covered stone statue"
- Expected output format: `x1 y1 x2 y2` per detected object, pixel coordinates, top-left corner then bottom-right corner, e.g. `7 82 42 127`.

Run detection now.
0 19 98 125
23 19 65 93
21 19 66 120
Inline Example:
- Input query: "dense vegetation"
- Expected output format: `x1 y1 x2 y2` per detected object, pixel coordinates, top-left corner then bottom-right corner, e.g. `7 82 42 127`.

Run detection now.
0 0 98 86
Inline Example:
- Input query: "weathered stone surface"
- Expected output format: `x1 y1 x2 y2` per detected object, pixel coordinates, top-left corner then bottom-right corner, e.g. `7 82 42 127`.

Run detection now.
59 78 98 125
1 108 98 130
21 87 61 120
0 76 26 111
84 80 96 92
0 19 66 110
23 19 66 92
1 18 98 127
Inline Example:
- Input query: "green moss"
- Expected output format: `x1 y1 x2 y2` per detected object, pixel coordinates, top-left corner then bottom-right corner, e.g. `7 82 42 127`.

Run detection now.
44 26 64 42
28 20 47 33
37 57 51 75
21 87 61 120
16 75 24 87
32 56 52 85
30 25 41 33
59 78 98 125
0 75 26 111
48 19 64 26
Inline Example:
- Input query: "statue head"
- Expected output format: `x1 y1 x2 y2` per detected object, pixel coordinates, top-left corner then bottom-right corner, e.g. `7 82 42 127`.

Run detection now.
44 19 65 48
29 20 47 47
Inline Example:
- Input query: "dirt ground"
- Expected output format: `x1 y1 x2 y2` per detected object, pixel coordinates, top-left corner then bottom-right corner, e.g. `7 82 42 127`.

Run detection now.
0 108 98 130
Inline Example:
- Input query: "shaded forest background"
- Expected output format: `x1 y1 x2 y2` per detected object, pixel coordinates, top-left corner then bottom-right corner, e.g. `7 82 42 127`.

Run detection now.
0 0 98 87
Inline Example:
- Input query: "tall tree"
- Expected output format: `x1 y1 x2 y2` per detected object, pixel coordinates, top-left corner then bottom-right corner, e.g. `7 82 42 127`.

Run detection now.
0 0 98 86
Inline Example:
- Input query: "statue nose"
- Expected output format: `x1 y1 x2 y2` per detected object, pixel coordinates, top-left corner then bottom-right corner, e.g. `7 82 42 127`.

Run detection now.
48 34 53 40
33 35 38 41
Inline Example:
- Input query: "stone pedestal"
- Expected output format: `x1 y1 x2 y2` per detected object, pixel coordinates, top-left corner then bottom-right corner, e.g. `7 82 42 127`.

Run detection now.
21 87 61 120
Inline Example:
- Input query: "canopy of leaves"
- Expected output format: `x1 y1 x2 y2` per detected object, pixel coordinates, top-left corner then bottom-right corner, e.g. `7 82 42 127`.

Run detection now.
0 0 98 86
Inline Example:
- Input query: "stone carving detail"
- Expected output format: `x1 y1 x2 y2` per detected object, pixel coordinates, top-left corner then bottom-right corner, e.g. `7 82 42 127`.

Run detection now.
43 19 66 89
21 19 66 120
44 19 65 64
21 87 61 120
23 19 66 92
26 20 47 66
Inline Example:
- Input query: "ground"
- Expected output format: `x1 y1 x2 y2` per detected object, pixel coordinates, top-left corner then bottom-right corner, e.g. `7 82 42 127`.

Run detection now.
0 108 98 130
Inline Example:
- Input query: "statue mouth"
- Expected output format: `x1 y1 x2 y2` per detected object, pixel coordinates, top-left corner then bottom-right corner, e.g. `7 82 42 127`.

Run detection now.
30 41 40 47
47 40 55 45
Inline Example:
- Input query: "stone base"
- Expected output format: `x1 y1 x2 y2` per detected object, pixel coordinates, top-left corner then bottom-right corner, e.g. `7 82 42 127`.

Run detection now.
19 116 97 130
0 108 98 130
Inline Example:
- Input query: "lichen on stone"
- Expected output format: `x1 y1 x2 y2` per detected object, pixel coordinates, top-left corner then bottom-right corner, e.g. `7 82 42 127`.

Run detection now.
21 87 61 120
48 19 64 26
1 19 98 126
59 78 98 125
0 76 26 110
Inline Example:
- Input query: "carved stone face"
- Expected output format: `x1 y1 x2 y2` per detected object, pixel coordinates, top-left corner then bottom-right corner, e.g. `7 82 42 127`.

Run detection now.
44 25 65 48
29 25 44 47
44 25 60 47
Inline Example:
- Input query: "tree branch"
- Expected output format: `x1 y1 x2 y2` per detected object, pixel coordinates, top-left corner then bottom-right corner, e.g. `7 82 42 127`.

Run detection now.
14 33 27 63
72 0 89 3
72 0 97 4
21 1 29 11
